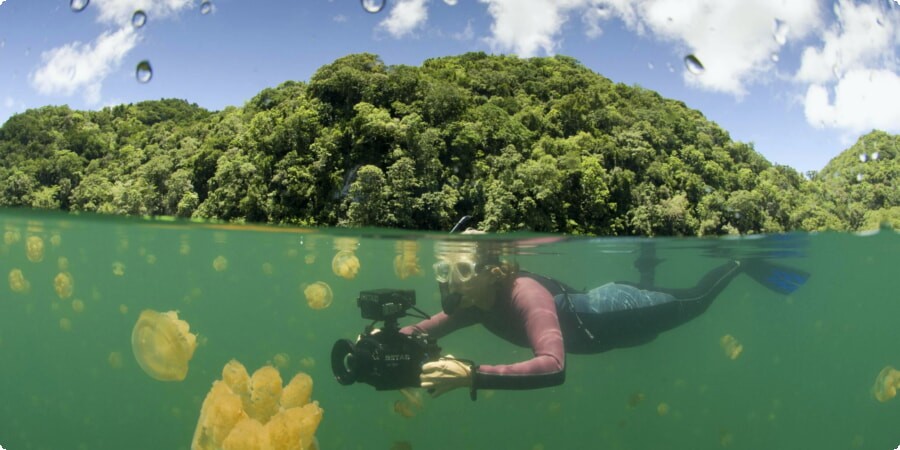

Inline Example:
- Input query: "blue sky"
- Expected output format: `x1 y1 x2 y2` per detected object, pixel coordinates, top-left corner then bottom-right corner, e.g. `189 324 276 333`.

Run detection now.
0 0 898 173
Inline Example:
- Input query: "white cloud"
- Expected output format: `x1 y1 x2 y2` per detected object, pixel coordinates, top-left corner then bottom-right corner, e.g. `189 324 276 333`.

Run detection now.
91 0 194 26
479 0 585 56
333 14 348 23
797 0 899 133
452 20 476 41
379 0 429 38
804 69 900 134
30 28 139 105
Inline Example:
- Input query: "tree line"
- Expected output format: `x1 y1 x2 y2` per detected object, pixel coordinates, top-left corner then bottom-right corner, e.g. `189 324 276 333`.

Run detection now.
0 52 896 235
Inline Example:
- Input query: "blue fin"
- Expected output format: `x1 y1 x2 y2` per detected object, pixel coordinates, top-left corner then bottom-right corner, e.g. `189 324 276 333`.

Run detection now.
742 260 810 295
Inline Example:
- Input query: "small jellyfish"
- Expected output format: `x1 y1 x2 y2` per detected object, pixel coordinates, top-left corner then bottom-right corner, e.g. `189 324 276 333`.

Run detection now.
112 262 126 276
50 233 62 247
872 366 900 402
146 254 157 264
108 351 123 369
54 272 75 299
299 356 316 369
304 253 316 265
26 236 44 262
394 241 422 279
131 309 198 381
261 262 274 276
304 282 333 310
656 402 670 416
57 256 69 271
332 250 360 280
628 392 646 408
72 299 85 313
9 268 30 293
394 400 416 418
272 352 290 369
59 317 72 332
212 255 228 272
119 304 129 315
720 334 743 360
4 229 21 245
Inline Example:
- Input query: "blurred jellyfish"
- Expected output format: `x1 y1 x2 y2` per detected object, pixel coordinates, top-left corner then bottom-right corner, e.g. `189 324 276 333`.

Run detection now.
54 272 75 299
8 268 30 293
273 352 290 369
262 262 274 276
656 402 670 416
304 282 333 310
50 233 62 247
108 351 124 369
119 304 129 315
720 334 743 360
332 250 360 280
112 261 126 276
299 356 316 369
4 228 21 245
72 299 85 313
213 255 228 272
59 318 73 332
872 366 900 402
394 241 422 279
26 236 44 262
131 309 198 381
57 256 69 271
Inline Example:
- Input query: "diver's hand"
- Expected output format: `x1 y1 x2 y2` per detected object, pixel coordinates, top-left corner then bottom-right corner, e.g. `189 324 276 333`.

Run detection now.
420 355 472 398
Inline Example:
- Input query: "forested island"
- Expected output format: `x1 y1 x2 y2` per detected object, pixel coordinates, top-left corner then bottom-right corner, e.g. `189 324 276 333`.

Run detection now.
0 53 896 235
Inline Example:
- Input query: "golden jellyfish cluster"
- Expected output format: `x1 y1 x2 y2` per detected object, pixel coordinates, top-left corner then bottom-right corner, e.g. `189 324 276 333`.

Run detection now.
192 360 323 450
872 366 900 403
720 334 743 360
131 309 198 381
393 241 422 280
303 282 333 310
331 238 360 280
8 268 30 293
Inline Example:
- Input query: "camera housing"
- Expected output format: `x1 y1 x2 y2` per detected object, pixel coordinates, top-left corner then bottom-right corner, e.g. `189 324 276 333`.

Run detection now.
331 289 440 390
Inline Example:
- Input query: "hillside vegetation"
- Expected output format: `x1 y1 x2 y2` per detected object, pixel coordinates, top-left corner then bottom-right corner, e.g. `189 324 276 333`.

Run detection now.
0 53 896 235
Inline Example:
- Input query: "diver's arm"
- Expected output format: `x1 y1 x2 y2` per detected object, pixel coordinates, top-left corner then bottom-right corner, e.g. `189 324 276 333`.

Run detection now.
473 277 566 390
400 307 478 339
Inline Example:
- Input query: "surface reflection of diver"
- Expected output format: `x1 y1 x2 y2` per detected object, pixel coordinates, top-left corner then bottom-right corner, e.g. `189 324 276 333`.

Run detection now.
331 289 441 390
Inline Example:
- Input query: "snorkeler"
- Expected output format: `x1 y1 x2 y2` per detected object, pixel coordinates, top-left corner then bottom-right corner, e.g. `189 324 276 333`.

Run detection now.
403 237 809 399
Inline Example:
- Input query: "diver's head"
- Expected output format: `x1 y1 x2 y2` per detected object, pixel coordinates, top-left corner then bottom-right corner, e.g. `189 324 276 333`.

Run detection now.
432 237 512 314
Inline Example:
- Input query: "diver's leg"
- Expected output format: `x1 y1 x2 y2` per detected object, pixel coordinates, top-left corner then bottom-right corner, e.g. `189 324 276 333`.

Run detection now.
653 260 742 317
633 242 663 288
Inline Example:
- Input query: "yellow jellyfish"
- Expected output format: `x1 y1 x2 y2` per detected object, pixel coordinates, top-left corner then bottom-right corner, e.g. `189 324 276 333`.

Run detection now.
333 237 359 252
304 253 316 265
872 366 900 402
131 309 198 381
720 334 743 360
331 250 360 280
57 256 69 271
299 357 316 369
4 229 21 245
26 236 44 262
54 272 74 299
192 360 323 450
50 233 62 247
393 241 422 280
108 351 124 369
112 262 126 276
59 318 72 332
213 256 228 272
8 268 30 293
119 304 129 315
656 402 670 416
72 299 85 313
304 282 333 310
262 262 274 276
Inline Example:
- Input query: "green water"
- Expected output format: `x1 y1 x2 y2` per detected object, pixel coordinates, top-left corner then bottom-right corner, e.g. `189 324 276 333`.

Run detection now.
0 208 897 450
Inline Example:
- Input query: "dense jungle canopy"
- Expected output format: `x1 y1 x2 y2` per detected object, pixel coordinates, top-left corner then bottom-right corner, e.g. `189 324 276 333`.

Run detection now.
0 53 896 235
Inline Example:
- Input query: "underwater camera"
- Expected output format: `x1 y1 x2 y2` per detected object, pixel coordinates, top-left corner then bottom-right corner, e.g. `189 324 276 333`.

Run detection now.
331 289 441 390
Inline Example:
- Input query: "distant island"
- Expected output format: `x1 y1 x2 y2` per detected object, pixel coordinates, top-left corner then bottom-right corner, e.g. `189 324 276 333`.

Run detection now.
0 53 896 235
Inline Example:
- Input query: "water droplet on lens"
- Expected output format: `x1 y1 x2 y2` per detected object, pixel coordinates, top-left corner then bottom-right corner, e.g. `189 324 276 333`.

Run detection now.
771 54 779 62
860 153 868 162
444 0 458 5
872 151 879 160
200 0 213 15
856 173 864 182
132 10 147 28
647 62 654 70
773 19 789 45
70 0 89 12
361 0 386 14
135 60 153 83
684 54 705 75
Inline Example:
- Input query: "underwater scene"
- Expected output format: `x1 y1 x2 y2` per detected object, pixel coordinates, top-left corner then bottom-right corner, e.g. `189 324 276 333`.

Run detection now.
0 207 898 450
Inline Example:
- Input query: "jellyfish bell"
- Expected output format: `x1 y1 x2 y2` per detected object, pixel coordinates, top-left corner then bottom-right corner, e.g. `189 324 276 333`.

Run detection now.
131 309 198 381
332 250 360 280
872 365 900 403
304 282 333 310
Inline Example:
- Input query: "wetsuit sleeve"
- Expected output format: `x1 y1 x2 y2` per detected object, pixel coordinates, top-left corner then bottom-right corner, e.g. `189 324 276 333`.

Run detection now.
473 277 565 390
400 308 478 339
